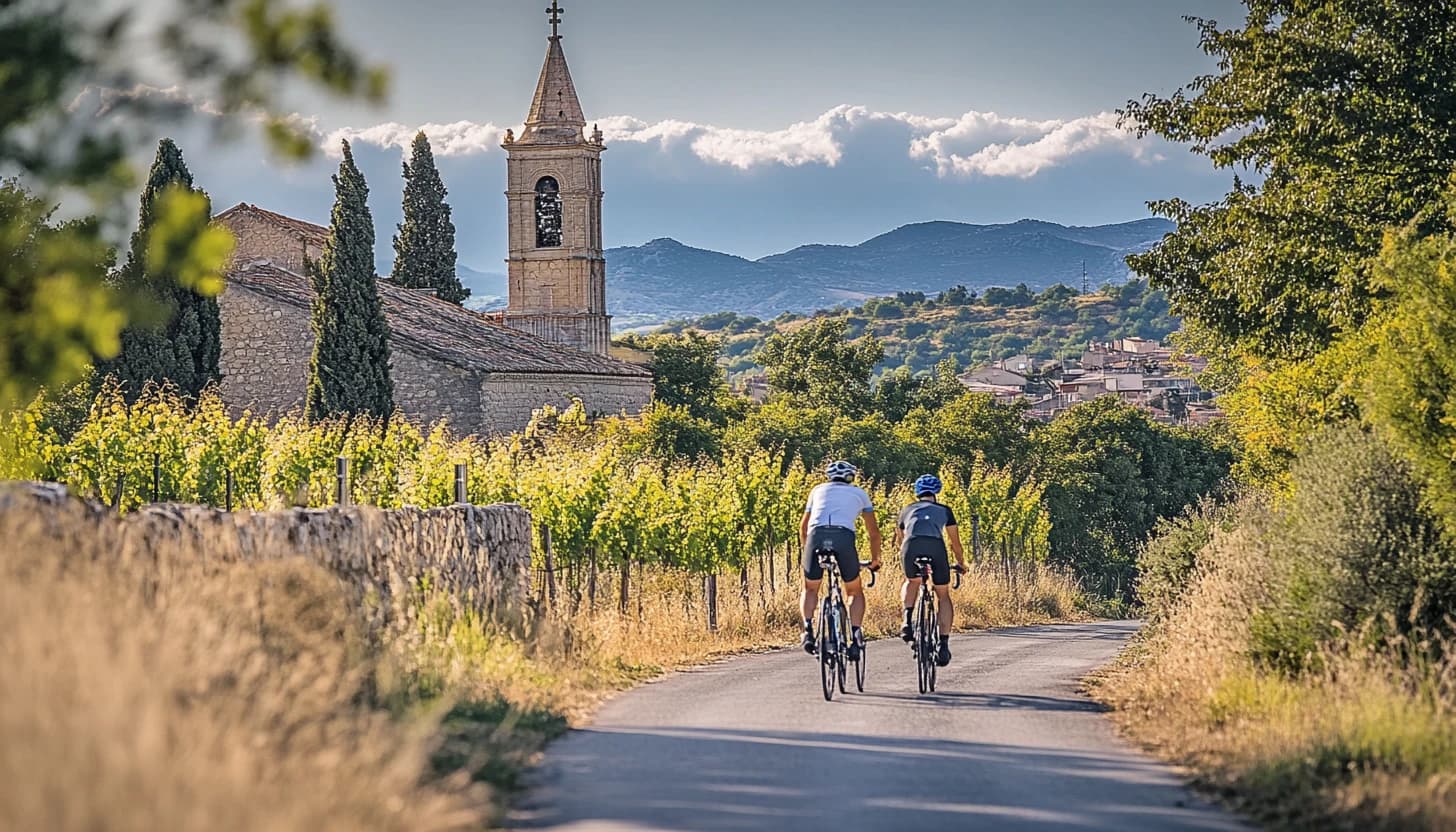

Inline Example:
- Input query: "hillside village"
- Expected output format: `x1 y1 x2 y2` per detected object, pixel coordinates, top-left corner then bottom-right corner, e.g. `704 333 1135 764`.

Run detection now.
958 337 1219 424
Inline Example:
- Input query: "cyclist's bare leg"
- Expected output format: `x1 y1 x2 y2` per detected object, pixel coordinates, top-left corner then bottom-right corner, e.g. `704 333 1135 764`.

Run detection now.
901 577 920 611
800 579 822 623
843 577 866 628
934 584 954 635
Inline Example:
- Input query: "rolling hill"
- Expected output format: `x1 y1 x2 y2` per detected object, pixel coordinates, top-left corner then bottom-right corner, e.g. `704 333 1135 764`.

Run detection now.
604 217 1173 326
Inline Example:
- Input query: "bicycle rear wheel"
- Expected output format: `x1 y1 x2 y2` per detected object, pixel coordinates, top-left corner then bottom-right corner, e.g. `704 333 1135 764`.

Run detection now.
819 605 835 701
836 602 849 694
916 593 936 694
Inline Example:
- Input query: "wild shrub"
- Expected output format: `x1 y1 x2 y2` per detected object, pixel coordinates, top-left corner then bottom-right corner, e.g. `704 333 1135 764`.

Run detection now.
1252 426 1454 671
1135 497 1234 622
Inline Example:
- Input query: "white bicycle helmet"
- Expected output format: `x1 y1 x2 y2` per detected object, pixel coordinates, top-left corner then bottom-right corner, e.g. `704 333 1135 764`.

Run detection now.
825 460 858 482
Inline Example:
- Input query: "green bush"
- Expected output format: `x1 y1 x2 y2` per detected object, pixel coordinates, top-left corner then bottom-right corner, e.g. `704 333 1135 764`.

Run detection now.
1250 425 1454 673
1135 498 1231 622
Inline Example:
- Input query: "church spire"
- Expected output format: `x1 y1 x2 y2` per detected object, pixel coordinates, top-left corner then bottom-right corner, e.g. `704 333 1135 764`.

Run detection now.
519 1 586 145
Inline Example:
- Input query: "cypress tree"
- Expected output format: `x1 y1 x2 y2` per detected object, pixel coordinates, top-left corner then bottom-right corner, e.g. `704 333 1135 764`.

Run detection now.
389 131 468 304
98 138 222 401
306 140 394 421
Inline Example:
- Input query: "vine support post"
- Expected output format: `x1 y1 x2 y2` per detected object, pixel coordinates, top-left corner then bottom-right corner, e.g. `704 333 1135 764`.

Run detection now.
705 574 719 632
971 514 982 564
588 546 598 608
111 472 125 511
335 457 350 506
618 557 630 615
768 543 777 595
453 463 468 504
225 469 234 512
739 564 750 613
541 525 558 611
151 451 160 503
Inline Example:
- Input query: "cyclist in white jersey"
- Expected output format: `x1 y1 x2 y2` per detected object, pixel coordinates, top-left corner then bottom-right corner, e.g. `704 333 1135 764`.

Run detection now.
799 460 883 658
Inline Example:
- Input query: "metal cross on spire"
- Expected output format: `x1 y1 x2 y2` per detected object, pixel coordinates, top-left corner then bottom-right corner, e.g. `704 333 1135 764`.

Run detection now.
546 0 564 40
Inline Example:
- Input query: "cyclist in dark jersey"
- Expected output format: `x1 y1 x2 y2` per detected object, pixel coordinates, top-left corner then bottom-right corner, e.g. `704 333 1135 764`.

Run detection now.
894 474 967 667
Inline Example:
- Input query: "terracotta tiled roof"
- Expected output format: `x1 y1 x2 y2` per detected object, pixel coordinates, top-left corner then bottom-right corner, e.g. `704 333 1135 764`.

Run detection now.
215 203 331 247
228 261 650 378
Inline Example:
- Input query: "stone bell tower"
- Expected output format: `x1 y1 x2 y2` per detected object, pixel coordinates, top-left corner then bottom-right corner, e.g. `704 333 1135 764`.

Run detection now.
498 0 610 356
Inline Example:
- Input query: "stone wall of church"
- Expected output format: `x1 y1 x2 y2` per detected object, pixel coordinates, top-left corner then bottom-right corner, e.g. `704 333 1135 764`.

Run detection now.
390 349 488 435
219 283 311 415
221 213 319 273
480 372 651 432
222 284 609 436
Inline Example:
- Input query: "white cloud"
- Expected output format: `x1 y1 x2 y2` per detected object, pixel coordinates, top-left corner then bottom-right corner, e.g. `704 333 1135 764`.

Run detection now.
323 120 509 157
96 85 1154 179
909 111 1139 178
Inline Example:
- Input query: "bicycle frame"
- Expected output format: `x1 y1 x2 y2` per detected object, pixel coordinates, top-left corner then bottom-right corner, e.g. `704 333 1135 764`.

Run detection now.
910 558 961 694
813 547 876 701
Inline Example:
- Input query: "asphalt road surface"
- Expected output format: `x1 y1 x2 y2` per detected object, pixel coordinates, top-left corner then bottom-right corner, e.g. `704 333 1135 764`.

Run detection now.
511 621 1242 831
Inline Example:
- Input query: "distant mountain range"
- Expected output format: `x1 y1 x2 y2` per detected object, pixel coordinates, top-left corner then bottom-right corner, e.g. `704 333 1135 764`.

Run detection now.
454 217 1174 325
602 218 1173 326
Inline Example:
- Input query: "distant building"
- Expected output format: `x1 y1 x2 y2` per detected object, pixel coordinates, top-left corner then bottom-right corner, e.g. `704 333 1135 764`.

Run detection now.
959 366 1029 391
209 11 655 435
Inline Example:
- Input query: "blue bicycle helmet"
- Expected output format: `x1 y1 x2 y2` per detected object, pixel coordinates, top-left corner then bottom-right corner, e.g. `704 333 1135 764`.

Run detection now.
914 474 943 497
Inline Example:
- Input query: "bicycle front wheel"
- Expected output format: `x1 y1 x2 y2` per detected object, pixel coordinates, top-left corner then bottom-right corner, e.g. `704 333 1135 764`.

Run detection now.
917 594 936 694
819 606 835 701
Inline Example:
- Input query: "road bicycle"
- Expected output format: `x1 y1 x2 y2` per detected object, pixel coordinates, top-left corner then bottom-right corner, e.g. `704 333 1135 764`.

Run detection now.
813 548 876 701
909 557 963 694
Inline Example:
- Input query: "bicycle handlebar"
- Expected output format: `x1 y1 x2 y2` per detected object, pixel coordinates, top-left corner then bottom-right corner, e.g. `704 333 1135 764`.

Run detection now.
952 564 965 590
860 561 877 588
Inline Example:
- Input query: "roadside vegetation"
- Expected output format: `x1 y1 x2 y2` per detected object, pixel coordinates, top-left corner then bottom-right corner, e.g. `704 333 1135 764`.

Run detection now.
1094 2 1456 828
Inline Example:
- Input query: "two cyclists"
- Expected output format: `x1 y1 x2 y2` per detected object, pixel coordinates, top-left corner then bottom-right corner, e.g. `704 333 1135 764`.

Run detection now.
894 474 967 667
800 461 882 660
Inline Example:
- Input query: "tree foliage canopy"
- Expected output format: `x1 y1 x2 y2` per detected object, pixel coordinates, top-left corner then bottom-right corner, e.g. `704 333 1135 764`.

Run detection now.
389 131 467 305
0 0 386 406
1123 0 1456 358
96 139 229 402
306 141 393 421
755 318 883 414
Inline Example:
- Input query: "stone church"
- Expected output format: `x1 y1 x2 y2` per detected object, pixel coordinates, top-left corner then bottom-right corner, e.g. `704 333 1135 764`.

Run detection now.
214 7 652 436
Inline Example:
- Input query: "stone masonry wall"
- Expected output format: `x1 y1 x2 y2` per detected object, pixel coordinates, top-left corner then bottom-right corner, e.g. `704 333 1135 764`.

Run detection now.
390 348 488 435
481 372 651 432
220 283 494 432
221 212 320 274
219 282 311 415
0 482 532 626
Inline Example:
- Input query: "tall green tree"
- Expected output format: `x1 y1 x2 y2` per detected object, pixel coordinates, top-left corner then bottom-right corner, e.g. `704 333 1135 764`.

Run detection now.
755 318 882 414
306 141 393 421
1123 0 1456 359
97 139 223 401
0 0 386 407
389 131 467 304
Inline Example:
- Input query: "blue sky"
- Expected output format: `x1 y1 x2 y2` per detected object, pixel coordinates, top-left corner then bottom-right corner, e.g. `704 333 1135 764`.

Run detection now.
125 0 1249 272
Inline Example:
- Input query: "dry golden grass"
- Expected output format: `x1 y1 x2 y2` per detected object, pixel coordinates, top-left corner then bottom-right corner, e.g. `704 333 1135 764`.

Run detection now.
1093 514 1456 830
0 551 490 832
0 523 1091 831
536 560 1091 676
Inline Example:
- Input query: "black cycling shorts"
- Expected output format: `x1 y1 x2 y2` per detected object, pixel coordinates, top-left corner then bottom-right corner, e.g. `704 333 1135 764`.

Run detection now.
804 525 861 582
902 535 950 586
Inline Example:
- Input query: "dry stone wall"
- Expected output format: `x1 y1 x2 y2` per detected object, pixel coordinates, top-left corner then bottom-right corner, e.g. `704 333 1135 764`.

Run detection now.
0 483 532 627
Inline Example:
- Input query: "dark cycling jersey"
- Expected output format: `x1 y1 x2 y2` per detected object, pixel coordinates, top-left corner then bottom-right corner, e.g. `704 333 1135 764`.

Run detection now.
897 500 958 539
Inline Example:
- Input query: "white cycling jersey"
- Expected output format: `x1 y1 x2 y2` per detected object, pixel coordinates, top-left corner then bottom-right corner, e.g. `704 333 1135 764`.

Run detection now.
804 481 874 529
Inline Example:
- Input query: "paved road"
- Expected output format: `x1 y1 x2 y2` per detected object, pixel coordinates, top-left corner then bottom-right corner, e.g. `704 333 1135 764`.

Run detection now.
510 621 1241 831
